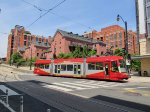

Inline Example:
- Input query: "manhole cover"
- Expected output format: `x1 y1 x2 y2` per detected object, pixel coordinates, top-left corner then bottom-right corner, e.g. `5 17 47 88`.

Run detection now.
124 92 142 96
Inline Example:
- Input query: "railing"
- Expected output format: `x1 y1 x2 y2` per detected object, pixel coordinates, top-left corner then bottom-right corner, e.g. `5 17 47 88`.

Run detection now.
0 89 23 112
0 89 53 112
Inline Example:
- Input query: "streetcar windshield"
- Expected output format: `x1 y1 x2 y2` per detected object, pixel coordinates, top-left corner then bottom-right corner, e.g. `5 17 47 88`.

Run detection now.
119 60 127 73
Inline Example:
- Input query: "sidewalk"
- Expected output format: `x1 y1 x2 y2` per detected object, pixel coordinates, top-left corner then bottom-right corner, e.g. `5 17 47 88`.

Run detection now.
1 64 33 73
129 75 150 83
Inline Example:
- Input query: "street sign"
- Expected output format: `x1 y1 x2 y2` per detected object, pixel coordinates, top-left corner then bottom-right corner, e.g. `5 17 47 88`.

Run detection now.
126 59 131 65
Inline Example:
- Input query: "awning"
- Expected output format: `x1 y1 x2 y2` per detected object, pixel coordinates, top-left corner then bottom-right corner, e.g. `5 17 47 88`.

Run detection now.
131 55 150 60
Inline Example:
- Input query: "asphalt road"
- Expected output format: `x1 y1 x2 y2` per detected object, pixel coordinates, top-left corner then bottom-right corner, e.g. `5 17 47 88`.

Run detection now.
0 66 150 112
5 74 150 111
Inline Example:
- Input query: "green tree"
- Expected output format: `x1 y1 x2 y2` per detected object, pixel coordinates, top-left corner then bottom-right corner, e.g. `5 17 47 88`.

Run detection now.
72 45 82 58
11 52 22 64
82 45 89 58
88 49 96 57
131 60 141 71
57 45 97 59
57 53 73 59
114 48 124 56
57 53 65 59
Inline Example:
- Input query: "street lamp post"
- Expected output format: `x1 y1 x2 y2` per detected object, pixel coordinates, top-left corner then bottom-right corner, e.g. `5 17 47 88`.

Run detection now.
117 14 130 74
117 14 128 54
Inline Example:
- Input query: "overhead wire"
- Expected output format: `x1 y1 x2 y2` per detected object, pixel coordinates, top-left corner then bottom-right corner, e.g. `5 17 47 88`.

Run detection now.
25 0 66 28
21 0 45 11
20 0 94 31
21 0 99 35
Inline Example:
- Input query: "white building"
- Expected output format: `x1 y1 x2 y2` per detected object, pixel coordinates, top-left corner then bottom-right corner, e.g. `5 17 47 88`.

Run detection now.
134 0 150 76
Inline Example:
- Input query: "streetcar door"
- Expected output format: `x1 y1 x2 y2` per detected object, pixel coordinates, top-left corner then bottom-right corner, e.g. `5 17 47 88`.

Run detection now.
104 62 110 76
74 64 81 75
58 65 60 73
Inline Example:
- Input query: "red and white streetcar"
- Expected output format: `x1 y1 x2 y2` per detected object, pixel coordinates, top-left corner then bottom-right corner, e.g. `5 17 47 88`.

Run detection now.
33 56 130 81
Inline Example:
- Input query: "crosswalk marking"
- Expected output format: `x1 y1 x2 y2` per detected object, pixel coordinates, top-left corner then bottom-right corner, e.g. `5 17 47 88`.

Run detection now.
43 80 127 92
75 81 124 87
53 83 88 90
62 82 98 88
44 85 72 92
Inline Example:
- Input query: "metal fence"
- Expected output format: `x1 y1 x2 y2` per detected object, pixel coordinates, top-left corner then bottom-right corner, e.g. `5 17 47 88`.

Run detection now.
0 89 23 112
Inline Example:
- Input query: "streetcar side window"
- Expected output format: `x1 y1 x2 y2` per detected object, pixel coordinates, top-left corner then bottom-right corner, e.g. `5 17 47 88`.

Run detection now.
39 64 44 69
88 62 103 70
96 62 103 70
61 64 66 71
88 63 95 70
45 64 49 69
67 65 73 71
111 61 119 72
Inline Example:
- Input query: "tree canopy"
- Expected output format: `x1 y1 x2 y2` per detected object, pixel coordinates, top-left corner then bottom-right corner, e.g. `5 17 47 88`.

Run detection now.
57 45 96 59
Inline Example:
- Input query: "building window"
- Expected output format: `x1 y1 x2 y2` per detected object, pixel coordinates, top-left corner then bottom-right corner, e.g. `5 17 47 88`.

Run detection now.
114 34 117 40
147 6 150 19
24 35 27 40
28 36 30 41
148 23 150 37
45 43 47 46
37 53 39 57
28 42 30 46
101 51 104 55
119 33 122 40
24 41 26 46
100 37 103 41
120 41 122 48
147 0 150 3
36 37 38 42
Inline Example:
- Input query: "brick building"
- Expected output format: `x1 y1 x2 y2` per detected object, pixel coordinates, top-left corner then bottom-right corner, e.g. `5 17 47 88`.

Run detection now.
84 25 139 54
23 42 50 60
50 29 106 58
7 25 51 61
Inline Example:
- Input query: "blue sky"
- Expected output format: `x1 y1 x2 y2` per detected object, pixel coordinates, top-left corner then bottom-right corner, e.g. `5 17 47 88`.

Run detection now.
0 0 136 57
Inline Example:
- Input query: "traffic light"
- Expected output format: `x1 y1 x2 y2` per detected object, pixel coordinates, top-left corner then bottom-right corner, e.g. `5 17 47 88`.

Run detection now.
127 54 131 60
122 48 126 54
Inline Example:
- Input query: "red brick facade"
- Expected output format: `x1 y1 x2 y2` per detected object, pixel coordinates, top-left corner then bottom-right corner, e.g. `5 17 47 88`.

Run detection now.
50 29 106 58
7 25 138 62
84 25 139 54
7 25 51 61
